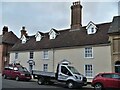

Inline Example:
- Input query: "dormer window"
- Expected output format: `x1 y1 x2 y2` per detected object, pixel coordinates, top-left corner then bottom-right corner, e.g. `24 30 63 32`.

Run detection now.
21 35 27 44
49 28 58 39
35 31 43 41
86 21 97 35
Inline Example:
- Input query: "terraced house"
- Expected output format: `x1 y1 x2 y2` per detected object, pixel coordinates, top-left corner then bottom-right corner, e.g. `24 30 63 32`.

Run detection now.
9 1 120 82
0 26 19 73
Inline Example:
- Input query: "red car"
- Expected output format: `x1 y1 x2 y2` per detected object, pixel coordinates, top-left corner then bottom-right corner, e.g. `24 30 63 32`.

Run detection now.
92 73 120 90
2 64 32 81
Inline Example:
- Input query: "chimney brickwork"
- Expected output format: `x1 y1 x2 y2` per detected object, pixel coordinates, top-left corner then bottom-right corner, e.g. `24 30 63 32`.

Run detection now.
20 26 27 38
2 26 8 35
71 1 82 30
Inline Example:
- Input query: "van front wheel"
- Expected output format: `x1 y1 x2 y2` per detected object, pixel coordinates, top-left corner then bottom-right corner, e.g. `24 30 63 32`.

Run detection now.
67 81 75 89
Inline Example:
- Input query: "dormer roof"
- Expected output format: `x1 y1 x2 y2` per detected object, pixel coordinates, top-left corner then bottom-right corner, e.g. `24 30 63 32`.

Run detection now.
86 21 98 35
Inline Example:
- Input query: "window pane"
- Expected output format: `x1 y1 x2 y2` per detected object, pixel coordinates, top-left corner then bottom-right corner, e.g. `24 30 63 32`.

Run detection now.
30 51 34 59
85 65 93 77
43 51 48 59
84 47 93 58
43 64 48 72
15 53 18 59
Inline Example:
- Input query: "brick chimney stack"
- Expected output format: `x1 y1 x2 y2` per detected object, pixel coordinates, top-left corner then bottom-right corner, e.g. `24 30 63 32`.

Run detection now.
2 26 8 35
20 26 27 38
71 1 82 30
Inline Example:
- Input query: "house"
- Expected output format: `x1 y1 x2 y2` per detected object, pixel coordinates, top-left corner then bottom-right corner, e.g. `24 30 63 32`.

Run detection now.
9 1 120 82
0 26 19 73
108 16 120 73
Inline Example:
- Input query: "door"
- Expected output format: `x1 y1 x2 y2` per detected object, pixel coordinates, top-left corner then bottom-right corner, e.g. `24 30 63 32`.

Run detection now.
29 64 33 73
58 66 72 81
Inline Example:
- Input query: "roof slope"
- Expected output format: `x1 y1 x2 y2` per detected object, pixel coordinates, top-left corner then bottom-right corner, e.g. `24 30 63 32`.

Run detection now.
11 23 111 51
108 16 120 34
2 31 19 45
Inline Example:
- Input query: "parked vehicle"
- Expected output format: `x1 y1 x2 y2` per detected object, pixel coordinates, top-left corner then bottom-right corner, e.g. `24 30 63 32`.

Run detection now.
32 60 87 89
92 73 120 90
2 64 32 81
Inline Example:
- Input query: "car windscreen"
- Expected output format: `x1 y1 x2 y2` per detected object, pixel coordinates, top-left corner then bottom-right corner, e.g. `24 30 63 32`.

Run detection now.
67 66 80 75
18 67 28 72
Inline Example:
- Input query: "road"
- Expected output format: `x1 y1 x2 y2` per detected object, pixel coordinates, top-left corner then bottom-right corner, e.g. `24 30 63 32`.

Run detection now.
2 78 94 90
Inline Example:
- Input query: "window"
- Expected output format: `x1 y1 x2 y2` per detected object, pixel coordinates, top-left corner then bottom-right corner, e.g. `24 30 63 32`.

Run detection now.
85 65 93 77
43 64 48 72
21 35 27 44
86 21 97 35
61 66 72 76
29 51 34 59
15 53 18 59
43 51 49 59
35 32 42 41
102 74 120 79
84 47 93 58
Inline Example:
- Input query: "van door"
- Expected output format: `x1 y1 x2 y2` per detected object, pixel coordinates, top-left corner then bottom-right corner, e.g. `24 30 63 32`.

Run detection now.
58 66 72 81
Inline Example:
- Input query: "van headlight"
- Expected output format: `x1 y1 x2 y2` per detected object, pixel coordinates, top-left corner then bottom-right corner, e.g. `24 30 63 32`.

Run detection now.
75 75 78 79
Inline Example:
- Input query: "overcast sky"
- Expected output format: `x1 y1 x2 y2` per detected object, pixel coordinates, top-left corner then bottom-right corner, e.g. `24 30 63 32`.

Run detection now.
0 0 119 37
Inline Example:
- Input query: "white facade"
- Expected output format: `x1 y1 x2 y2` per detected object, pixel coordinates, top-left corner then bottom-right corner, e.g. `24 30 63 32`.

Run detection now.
10 45 112 82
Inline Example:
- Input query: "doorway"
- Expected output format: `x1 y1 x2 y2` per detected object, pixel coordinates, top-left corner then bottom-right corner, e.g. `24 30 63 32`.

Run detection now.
115 61 120 73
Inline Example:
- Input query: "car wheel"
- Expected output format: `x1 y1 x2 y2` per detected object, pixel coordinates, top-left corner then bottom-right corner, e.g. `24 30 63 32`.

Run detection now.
15 76 19 81
94 83 103 90
37 77 44 85
3 74 7 79
67 81 75 89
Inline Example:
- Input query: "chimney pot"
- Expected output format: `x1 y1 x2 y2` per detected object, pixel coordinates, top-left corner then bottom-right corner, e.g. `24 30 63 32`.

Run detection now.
2 26 8 35
20 26 27 38
22 26 25 30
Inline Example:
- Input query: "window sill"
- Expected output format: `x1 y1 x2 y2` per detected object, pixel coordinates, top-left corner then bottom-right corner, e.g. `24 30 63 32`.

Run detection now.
43 58 49 60
84 57 94 59
86 77 93 79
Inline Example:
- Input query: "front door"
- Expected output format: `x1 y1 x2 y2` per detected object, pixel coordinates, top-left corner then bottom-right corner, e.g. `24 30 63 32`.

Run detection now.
115 61 120 73
29 64 33 73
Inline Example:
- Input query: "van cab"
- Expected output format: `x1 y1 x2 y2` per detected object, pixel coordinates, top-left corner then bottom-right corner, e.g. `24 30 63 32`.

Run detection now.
2 64 31 81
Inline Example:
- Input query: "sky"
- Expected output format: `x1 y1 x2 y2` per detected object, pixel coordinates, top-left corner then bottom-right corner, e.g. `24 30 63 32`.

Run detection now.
0 0 119 37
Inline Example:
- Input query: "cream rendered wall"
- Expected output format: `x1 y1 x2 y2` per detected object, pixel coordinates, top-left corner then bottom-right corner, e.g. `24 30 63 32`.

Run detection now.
34 50 54 72
10 50 54 72
10 45 112 82
54 45 112 82
10 52 30 70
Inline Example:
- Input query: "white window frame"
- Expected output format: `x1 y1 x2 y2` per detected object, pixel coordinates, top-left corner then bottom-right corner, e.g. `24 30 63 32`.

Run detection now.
21 35 27 44
15 52 18 60
84 47 93 58
43 64 48 72
29 51 34 60
35 32 42 41
84 64 93 78
43 50 49 60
